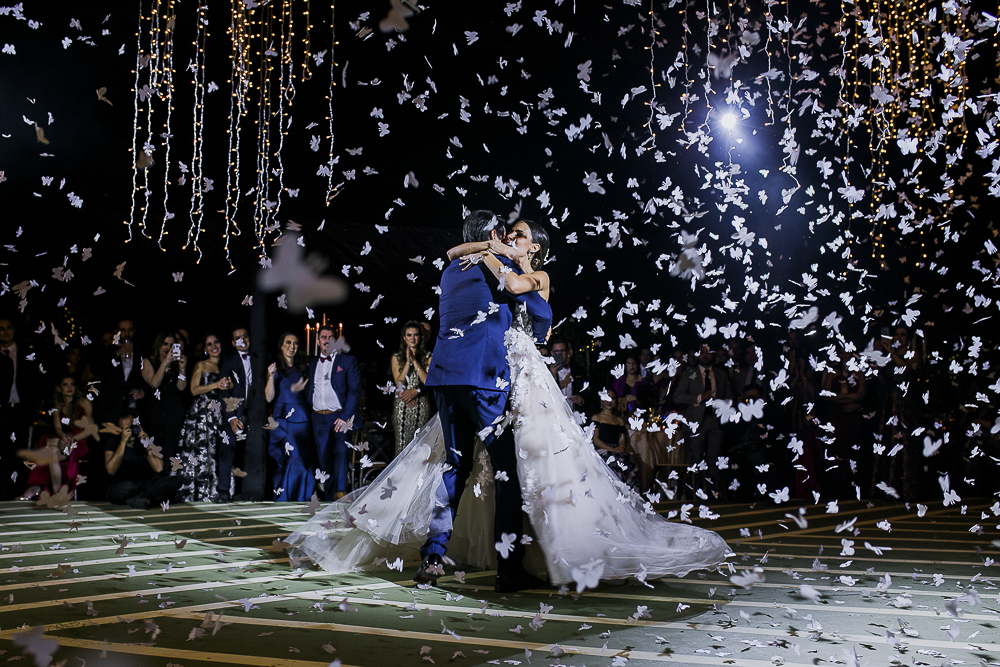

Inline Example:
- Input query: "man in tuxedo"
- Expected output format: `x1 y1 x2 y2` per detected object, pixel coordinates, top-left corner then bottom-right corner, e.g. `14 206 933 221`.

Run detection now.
308 325 361 500
418 209 544 594
673 344 733 496
93 319 144 430
219 326 254 502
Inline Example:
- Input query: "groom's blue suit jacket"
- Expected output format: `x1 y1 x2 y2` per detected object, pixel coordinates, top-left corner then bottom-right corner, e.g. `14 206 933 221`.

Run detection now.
426 258 550 392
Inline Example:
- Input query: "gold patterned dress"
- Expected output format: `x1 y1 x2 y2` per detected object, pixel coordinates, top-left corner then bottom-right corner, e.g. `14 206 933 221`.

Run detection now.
391 351 433 456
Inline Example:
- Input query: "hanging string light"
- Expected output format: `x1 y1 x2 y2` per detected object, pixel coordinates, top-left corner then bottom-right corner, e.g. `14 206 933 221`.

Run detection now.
183 3 208 262
325 2 337 205
157 0 176 250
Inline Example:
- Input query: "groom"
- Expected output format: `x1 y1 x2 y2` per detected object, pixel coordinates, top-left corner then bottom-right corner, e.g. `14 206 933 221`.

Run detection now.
418 209 543 593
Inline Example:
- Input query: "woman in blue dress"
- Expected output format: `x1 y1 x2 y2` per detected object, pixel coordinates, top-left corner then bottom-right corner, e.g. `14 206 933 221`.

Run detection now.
265 333 314 501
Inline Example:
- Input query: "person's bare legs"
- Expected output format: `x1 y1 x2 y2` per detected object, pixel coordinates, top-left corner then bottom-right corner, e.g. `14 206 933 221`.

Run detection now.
48 460 62 492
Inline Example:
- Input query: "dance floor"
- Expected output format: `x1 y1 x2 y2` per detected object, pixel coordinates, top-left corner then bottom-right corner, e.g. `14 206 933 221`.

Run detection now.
0 497 994 666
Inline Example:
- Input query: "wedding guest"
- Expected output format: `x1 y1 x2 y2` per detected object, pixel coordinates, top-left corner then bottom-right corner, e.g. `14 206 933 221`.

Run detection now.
309 325 361 500
92 318 144 428
638 347 653 379
219 326 253 501
265 333 314 501
612 355 648 413
549 336 588 416
673 344 733 496
63 345 84 384
819 345 866 499
590 387 638 490
390 321 433 456
0 317 38 497
104 412 182 509
141 332 189 461
420 321 435 352
871 325 922 500
175 333 233 502
19 375 97 499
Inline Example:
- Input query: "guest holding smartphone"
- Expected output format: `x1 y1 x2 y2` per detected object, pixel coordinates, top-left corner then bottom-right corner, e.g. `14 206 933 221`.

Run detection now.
141 332 188 461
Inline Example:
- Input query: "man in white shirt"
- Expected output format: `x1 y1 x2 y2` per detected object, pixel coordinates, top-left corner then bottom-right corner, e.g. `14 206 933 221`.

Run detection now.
308 326 362 500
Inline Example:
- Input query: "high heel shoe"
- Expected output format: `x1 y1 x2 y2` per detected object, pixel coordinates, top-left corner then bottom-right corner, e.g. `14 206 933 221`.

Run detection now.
17 486 40 501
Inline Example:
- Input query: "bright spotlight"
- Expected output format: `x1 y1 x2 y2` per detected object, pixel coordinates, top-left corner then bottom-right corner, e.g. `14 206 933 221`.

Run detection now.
721 112 737 129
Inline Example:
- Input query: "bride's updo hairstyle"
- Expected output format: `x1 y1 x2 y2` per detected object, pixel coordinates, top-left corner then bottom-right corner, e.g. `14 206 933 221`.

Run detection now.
521 219 550 271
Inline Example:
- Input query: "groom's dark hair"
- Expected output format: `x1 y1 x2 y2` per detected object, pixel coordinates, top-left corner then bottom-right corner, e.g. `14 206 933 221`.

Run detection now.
462 209 502 243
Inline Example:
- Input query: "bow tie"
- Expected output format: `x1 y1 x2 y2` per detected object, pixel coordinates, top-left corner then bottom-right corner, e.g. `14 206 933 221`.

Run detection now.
240 353 249 360
319 355 332 363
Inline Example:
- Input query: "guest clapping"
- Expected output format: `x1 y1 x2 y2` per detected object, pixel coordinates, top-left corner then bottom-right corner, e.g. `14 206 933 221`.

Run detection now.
141 331 188 461
266 333 314 501
390 321 433 456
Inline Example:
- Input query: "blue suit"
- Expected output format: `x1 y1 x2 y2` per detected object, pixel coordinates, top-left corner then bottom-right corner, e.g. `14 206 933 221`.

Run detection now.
307 352 361 498
423 259 551 572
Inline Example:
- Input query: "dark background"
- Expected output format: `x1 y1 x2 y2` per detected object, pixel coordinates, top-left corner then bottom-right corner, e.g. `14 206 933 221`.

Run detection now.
0 0 997 406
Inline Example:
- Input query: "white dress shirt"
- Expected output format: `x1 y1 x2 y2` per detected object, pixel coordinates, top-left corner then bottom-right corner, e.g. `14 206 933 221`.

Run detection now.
312 353 343 412
239 351 252 386
122 352 133 383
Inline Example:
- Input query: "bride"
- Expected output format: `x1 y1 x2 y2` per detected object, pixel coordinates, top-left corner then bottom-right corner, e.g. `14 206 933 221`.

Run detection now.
285 220 730 592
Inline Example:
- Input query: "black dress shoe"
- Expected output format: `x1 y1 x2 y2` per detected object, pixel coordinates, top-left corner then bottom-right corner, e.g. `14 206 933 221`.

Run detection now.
413 553 445 585
495 570 547 594
213 492 231 504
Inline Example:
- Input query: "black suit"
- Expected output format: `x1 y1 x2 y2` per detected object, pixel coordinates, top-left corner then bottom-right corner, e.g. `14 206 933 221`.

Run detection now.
218 351 254 497
0 344 42 498
93 351 144 426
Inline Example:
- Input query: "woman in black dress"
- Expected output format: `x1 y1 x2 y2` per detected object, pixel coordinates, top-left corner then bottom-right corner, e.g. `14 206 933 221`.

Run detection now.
175 333 232 502
141 331 189 461
590 387 639 490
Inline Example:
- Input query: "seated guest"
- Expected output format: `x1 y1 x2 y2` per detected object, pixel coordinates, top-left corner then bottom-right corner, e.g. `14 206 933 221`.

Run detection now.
590 387 639 490
265 332 314 501
104 412 182 509
390 321 433 456
612 355 648 413
20 375 98 500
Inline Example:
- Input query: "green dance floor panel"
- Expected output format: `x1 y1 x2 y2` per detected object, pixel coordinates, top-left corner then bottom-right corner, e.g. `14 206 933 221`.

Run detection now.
0 499 995 666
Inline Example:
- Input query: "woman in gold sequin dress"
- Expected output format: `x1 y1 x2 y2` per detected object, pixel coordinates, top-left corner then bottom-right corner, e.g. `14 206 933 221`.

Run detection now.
390 321 433 456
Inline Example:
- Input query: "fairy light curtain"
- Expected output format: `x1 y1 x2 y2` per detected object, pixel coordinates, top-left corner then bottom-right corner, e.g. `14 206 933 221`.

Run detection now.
127 0 331 266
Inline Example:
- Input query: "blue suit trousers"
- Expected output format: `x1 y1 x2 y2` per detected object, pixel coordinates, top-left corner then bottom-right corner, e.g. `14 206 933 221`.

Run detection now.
312 411 350 499
422 386 525 573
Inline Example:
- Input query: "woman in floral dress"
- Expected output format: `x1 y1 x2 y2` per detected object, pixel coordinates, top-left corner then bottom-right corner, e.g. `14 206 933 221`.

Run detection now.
175 333 232 502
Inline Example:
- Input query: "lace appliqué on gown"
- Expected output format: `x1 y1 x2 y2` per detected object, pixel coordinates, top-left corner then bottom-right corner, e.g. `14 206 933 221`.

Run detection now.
505 325 730 586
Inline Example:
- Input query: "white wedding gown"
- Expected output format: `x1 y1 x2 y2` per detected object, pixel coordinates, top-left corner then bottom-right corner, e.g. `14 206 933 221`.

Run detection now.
285 318 730 589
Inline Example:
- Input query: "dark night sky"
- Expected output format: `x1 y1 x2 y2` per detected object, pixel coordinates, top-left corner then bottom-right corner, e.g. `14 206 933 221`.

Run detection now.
0 0 997 385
